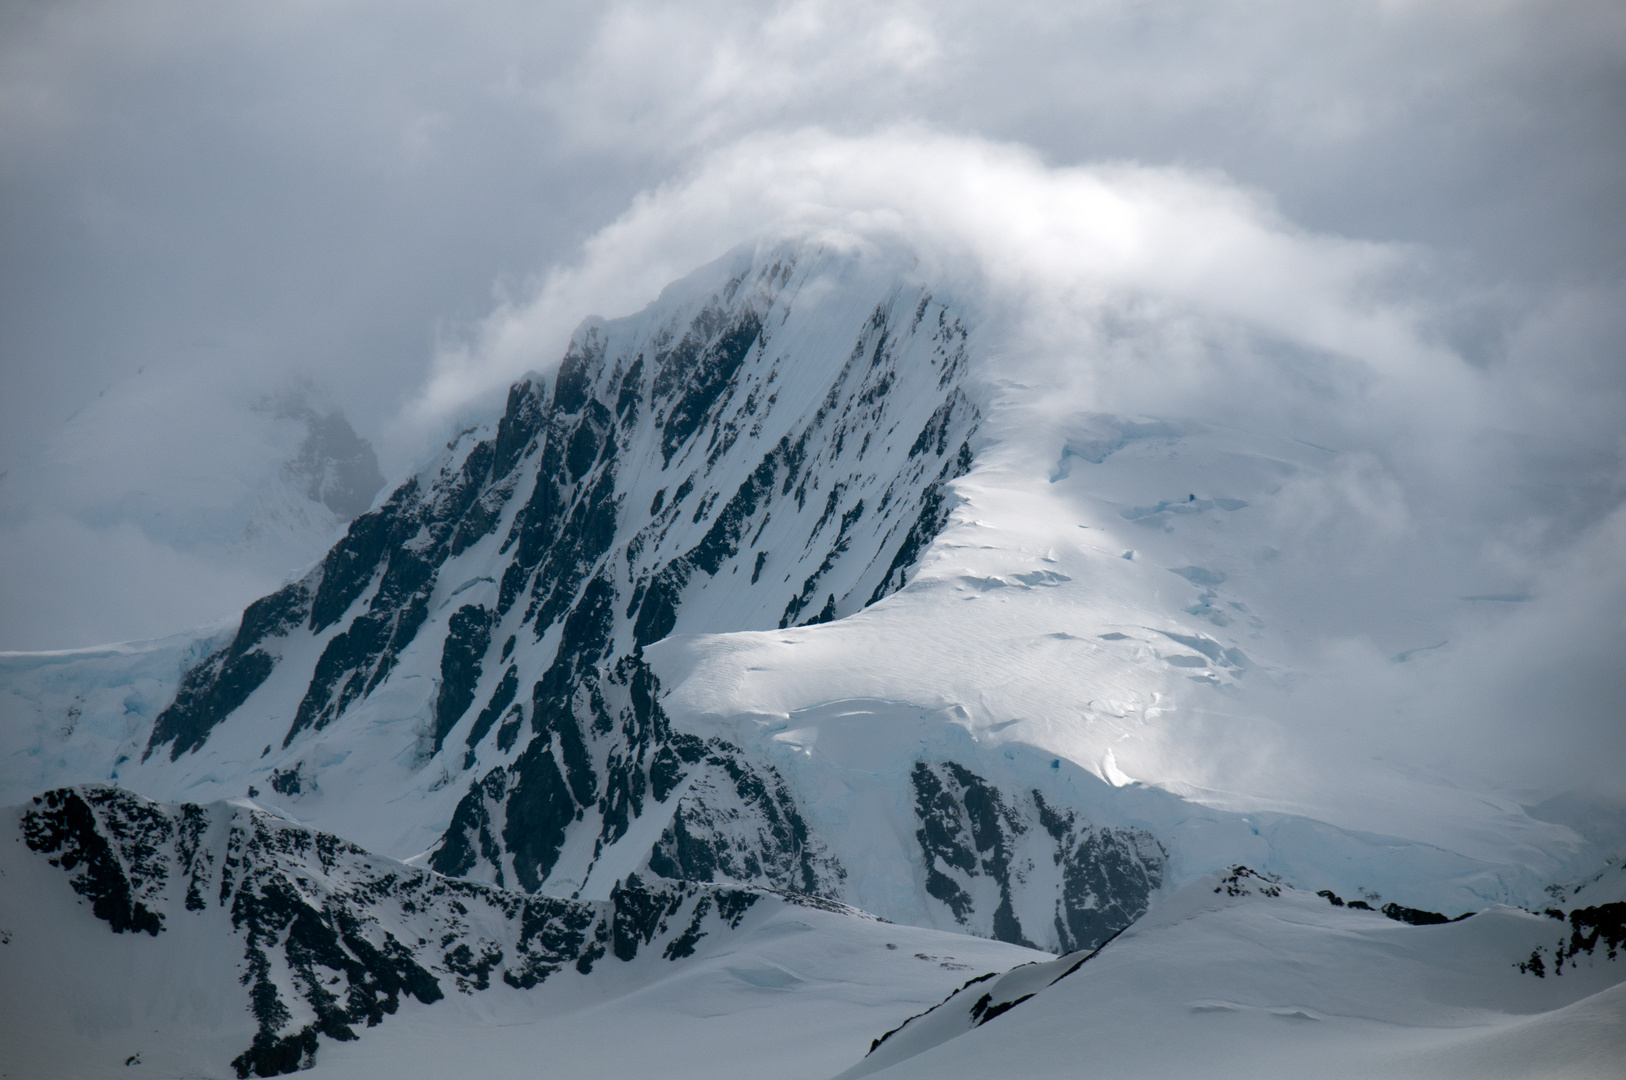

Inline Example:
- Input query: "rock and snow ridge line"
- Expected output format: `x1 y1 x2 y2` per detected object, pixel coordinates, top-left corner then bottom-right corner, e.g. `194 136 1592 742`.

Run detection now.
8 789 1620 1080
142 247 979 767
4 784 861 1077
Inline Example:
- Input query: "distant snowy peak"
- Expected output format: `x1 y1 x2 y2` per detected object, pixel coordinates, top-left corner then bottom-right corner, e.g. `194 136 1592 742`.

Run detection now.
266 395 386 521
230 400 384 557
6 370 383 555
0 367 386 649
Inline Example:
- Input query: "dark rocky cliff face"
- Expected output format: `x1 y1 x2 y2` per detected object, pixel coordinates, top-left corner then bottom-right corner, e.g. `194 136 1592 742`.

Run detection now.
910 761 1165 953
16 785 785 1077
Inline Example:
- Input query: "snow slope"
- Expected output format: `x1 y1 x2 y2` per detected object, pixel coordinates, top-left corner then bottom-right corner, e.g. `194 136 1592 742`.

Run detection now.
840 867 1626 1080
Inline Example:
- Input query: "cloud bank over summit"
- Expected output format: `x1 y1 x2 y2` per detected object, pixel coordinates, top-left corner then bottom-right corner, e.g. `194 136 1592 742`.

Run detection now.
415 129 1438 421
418 127 1626 807
5 0 1621 460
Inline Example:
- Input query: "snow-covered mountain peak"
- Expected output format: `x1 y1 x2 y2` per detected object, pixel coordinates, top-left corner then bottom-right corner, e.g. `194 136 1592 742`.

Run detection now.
2 236 1622 1079
3 239 1600 910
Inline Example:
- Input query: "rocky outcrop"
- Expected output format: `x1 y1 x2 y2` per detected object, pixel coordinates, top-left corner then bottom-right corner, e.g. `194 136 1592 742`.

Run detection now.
911 761 1166 950
17 786 805 1077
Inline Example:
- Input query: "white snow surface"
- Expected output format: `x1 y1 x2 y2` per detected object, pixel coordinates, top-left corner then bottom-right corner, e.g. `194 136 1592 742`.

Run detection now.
841 870 1626 1080
294 907 1036 1080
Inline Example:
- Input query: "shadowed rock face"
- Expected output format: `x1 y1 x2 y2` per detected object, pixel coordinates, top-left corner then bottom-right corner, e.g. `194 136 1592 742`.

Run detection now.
911 761 1166 951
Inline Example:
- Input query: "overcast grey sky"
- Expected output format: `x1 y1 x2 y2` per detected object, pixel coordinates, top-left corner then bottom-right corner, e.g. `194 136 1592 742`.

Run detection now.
1 0 1623 653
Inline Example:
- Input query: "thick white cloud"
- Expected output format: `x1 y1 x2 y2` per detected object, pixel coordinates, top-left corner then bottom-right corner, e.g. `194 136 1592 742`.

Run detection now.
414 128 1441 414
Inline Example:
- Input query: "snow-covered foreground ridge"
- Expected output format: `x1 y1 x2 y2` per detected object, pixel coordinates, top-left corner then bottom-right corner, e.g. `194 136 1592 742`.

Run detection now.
1 240 1622 1075
2 787 1620 1080
4 786 777 1076
843 866 1626 1080
0 784 1045 1079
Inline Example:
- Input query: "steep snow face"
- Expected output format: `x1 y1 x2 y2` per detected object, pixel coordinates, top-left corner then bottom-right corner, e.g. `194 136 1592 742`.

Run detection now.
0 240 1597 959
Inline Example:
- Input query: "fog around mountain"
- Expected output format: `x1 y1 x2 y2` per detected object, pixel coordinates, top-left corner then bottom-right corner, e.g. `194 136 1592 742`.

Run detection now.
1 5 1623 1078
